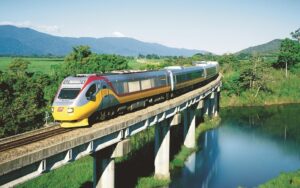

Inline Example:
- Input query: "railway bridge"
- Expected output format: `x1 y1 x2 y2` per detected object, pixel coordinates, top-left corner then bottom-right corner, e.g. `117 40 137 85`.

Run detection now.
0 75 222 188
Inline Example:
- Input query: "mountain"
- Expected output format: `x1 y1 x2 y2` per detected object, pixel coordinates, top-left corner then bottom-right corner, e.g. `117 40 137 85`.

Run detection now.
237 39 282 55
0 25 207 56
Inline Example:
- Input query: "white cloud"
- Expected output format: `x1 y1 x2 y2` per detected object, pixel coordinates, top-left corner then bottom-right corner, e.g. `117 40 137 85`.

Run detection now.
0 21 61 35
112 31 125 37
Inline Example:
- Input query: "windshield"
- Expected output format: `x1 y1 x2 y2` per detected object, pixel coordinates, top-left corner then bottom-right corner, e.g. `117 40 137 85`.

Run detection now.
58 88 81 99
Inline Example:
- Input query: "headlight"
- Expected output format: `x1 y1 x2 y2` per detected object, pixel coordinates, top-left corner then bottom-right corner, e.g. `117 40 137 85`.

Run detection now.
51 107 54 113
67 107 74 113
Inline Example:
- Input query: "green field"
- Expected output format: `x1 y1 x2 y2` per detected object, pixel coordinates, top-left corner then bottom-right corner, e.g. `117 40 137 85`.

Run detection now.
0 57 64 74
0 57 165 74
127 58 166 70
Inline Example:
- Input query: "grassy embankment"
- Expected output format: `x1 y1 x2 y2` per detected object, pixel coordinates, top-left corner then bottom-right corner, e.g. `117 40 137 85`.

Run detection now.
259 170 300 188
136 116 221 188
221 69 300 107
0 57 63 74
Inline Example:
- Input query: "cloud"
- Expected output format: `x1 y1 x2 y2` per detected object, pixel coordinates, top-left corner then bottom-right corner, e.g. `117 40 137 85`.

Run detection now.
0 21 61 35
112 31 125 37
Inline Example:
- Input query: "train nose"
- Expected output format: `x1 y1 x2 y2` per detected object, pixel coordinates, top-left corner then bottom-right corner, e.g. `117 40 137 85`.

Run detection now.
52 106 77 121
57 107 64 112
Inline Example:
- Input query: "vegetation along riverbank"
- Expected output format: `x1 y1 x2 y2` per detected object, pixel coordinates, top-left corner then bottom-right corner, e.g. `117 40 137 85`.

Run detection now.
259 169 300 188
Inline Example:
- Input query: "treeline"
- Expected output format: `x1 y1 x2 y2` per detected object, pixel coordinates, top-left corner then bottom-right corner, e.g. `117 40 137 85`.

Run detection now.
0 46 128 138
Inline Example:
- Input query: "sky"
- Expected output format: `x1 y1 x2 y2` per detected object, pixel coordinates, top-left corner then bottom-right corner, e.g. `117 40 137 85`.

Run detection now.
0 0 299 54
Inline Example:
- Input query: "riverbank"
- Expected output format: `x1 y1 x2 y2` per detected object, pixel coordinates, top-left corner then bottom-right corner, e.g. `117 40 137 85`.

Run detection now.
259 169 300 188
221 69 300 108
136 116 221 188
221 94 300 108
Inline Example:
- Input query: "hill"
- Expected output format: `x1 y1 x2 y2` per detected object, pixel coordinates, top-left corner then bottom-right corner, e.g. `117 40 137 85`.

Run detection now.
0 25 207 56
237 39 282 55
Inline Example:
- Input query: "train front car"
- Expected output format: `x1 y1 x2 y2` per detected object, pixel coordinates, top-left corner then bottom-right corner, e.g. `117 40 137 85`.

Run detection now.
52 71 171 128
51 75 105 128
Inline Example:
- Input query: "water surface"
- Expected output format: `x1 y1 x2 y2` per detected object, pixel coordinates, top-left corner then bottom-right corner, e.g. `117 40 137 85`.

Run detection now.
170 104 300 188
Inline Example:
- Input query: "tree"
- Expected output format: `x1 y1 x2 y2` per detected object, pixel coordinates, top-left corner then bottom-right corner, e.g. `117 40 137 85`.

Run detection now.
291 28 300 42
0 69 47 137
65 45 92 62
223 72 241 96
276 39 300 78
8 58 30 76
238 55 271 97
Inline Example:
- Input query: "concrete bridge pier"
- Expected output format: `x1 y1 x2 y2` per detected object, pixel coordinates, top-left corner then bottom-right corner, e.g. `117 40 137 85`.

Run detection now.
216 87 221 116
93 147 115 188
154 119 170 179
196 100 204 122
214 91 219 117
210 92 216 117
183 105 196 149
204 96 210 116
210 91 220 117
93 139 131 188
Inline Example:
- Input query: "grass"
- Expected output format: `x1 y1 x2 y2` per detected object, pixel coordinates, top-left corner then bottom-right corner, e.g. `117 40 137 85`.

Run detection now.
136 176 171 188
0 57 164 74
259 170 300 188
0 57 64 74
17 156 93 188
127 58 166 70
170 146 197 169
221 69 300 107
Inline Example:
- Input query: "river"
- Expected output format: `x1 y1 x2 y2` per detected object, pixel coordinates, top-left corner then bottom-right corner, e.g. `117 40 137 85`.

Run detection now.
169 104 300 188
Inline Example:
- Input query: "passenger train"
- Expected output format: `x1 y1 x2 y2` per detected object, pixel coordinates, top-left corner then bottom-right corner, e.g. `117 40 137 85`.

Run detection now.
51 61 219 127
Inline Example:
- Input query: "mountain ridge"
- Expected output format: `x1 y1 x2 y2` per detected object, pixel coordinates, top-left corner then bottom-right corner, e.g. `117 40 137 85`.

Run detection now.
236 39 282 55
0 25 207 56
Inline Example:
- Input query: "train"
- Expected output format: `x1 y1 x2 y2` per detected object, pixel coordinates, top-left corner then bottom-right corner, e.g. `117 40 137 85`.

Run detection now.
51 61 219 128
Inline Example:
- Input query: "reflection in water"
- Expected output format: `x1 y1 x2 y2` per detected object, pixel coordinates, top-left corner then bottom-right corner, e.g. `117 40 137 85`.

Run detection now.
170 130 220 188
170 104 300 188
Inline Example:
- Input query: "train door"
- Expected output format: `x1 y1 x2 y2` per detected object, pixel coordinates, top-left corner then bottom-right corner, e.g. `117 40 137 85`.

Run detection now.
167 70 175 91
101 81 109 96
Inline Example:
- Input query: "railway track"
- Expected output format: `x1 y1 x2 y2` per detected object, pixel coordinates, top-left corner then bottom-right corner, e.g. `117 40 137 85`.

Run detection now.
0 128 72 152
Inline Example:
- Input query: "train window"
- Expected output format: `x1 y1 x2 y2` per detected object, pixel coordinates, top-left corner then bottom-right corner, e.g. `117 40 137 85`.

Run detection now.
86 84 97 98
128 81 140 92
58 88 80 99
176 74 187 83
160 77 166 86
123 82 129 93
141 79 152 90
